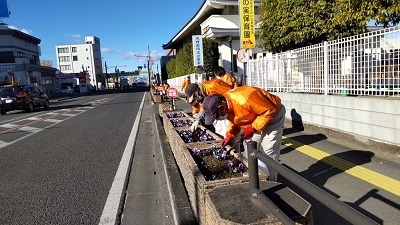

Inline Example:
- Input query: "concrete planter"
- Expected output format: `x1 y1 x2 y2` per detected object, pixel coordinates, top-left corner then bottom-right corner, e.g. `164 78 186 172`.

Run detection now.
161 110 312 225
161 110 267 223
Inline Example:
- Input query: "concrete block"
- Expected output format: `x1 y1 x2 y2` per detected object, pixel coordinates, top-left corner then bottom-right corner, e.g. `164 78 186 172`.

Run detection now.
205 182 313 225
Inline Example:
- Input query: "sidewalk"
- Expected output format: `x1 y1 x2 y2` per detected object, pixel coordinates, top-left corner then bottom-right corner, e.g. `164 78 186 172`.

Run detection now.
121 92 197 225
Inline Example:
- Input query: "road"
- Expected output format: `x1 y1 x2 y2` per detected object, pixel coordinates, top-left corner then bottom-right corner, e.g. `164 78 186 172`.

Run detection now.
0 89 175 225
0 89 398 225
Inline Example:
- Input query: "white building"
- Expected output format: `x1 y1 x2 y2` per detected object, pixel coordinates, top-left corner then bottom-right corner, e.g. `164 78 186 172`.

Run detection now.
55 36 103 88
162 0 263 84
0 24 56 86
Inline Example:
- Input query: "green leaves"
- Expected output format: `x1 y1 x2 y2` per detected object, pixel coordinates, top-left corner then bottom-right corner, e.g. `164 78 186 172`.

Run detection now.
258 0 399 53
165 38 219 78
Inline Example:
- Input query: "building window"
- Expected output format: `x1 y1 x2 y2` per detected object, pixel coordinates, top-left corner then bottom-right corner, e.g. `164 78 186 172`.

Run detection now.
60 65 71 70
73 56 78 61
0 51 15 63
59 56 70 62
58 47 69 53
72 47 77 52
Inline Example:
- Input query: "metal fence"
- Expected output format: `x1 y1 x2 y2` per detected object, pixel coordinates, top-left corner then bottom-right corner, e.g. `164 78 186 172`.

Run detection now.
248 26 400 97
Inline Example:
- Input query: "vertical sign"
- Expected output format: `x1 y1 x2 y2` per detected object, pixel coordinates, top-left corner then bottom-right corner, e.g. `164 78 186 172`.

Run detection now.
192 35 203 66
0 0 9 17
239 0 255 49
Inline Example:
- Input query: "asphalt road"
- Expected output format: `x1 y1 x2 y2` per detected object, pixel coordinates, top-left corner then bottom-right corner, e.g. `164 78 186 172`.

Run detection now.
0 88 174 225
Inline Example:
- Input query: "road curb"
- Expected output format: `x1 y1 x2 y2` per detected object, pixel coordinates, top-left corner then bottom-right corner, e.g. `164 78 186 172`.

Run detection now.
153 102 198 225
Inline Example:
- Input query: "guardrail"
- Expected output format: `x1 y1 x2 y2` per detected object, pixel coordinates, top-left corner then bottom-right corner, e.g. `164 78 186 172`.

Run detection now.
246 141 379 225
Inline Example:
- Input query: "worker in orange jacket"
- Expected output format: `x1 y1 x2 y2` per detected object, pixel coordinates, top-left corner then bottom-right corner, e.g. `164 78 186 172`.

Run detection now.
181 76 190 92
184 79 233 132
214 66 238 89
202 86 286 182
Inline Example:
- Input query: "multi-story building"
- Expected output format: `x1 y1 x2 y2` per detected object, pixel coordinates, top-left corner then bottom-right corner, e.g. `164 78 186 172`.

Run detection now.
55 36 103 89
0 24 56 86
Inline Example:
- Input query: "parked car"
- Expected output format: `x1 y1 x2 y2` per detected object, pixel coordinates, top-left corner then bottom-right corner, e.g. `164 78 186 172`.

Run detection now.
61 86 73 95
55 86 73 95
0 84 49 115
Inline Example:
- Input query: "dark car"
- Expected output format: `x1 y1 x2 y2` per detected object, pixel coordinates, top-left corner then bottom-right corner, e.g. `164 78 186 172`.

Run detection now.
0 84 49 115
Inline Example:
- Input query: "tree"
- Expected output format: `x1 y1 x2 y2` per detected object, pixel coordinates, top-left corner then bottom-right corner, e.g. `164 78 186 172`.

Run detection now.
202 38 219 73
41 60 53 67
258 0 400 53
166 58 177 78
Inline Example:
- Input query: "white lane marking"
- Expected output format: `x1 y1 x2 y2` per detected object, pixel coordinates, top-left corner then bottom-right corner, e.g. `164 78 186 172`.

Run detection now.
99 92 145 225
25 117 42 121
0 140 8 148
18 126 41 132
61 113 79 117
44 112 60 115
0 124 18 128
44 119 63 123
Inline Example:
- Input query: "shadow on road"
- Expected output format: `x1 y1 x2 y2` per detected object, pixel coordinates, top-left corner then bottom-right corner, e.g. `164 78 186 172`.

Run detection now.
279 150 377 225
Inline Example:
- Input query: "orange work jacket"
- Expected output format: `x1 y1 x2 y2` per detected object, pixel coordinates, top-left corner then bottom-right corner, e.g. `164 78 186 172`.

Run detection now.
181 79 190 91
221 73 238 89
223 85 281 137
191 79 233 115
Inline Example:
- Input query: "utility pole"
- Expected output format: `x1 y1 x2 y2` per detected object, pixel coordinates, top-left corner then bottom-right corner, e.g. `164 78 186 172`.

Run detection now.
147 44 151 91
105 61 108 89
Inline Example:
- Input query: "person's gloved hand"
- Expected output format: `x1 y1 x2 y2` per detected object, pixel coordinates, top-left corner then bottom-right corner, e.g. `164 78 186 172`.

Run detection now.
190 120 200 132
221 134 235 148
193 110 205 121
242 125 255 140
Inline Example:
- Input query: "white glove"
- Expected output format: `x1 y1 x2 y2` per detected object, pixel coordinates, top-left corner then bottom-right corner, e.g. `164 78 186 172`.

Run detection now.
191 120 200 132
193 110 205 121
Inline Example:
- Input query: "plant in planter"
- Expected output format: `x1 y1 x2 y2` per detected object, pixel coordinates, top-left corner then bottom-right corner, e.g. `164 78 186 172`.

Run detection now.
166 112 186 118
190 143 247 181
177 130 215 143
170 118 193 127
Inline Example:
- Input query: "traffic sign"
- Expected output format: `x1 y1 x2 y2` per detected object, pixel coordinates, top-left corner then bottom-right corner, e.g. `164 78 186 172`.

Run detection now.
167 87 178 98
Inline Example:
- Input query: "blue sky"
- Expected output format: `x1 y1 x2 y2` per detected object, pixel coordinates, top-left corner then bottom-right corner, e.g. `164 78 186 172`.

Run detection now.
1 0 203 73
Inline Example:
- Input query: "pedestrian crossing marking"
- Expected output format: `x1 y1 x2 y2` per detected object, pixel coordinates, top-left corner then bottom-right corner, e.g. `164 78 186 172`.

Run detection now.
44 119 63 123
19 126 41 132
0 124 18 128
25 117 42 121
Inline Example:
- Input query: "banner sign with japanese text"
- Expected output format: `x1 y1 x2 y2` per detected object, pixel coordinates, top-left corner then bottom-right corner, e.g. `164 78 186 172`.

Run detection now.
192 35 204 66
239 0 255 49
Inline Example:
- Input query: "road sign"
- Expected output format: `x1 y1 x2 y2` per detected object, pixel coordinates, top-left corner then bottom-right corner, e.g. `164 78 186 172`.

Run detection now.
156 86 164 92
167 87 178 98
